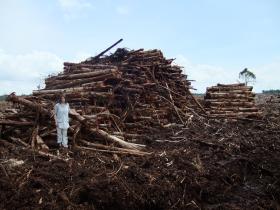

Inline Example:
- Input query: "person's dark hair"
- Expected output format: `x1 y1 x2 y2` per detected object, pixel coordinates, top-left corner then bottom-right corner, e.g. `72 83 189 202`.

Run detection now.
57 94 66 104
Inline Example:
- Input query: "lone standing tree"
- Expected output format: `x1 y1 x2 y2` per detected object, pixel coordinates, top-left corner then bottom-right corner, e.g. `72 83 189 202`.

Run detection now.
239 68 256 85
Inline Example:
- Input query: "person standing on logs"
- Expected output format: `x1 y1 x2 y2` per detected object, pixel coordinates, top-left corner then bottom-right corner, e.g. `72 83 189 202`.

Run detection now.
54 95 70 148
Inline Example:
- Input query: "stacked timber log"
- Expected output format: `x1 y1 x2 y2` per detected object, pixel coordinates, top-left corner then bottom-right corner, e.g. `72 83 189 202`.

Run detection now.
204 83 261 119
38 49 196 128
1 48 198 156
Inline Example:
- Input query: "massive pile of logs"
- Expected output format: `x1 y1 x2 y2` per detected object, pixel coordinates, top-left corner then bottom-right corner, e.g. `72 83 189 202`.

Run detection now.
204 83 261 119
40 48 196 128
0 48 198 156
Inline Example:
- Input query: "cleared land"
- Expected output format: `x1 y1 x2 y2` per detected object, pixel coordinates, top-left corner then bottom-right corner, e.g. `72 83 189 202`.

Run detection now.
0 94 279 210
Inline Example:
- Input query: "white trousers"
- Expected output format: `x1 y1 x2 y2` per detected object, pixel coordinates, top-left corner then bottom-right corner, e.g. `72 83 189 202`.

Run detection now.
57 128 68 147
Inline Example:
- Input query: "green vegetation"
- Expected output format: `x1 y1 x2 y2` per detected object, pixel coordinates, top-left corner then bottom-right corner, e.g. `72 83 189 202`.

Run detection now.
0 95 7 101
262 89 280 94
239 68 256 85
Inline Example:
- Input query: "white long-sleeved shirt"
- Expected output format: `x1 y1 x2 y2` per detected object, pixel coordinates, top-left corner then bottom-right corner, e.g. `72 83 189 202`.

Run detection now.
54 103 70 129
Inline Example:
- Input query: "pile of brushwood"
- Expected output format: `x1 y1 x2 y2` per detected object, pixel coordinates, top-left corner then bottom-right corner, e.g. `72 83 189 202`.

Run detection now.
205 83 261 119
261 94 280 119
0 97 279 209
0 48 201 157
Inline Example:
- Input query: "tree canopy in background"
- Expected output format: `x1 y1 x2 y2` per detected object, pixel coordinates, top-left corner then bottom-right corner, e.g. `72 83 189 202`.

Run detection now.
239 68 256 85
0 95 7 101
262 89 280 94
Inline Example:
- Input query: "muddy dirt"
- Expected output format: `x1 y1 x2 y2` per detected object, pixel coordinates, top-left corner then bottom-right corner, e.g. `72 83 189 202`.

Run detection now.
0 101 280 210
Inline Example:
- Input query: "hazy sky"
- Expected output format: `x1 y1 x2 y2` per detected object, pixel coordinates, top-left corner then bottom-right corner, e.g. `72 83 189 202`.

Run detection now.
0 0 279 94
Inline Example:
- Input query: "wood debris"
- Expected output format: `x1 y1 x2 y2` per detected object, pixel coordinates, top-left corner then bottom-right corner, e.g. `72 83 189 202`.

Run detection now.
1 47 199 155
204 83 262 119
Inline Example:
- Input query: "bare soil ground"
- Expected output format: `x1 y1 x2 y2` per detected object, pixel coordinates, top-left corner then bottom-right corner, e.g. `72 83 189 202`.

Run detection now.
0 95 279 210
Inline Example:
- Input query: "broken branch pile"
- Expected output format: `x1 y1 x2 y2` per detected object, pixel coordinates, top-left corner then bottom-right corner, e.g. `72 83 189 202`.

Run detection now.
1 48 197 155
261 94 280 118
266 95 280 104
204 83 261 119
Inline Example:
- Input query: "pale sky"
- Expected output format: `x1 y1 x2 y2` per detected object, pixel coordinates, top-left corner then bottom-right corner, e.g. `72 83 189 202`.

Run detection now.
0 0 279 94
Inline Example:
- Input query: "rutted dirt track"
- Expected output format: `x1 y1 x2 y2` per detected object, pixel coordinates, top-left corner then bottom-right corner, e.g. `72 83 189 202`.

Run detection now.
0 101 279 210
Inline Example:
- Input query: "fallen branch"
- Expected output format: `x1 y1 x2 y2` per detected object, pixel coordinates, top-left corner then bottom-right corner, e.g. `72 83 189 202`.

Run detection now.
80 140 151 155
69 109 145 150
76 145 149 156
0 120 34 126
